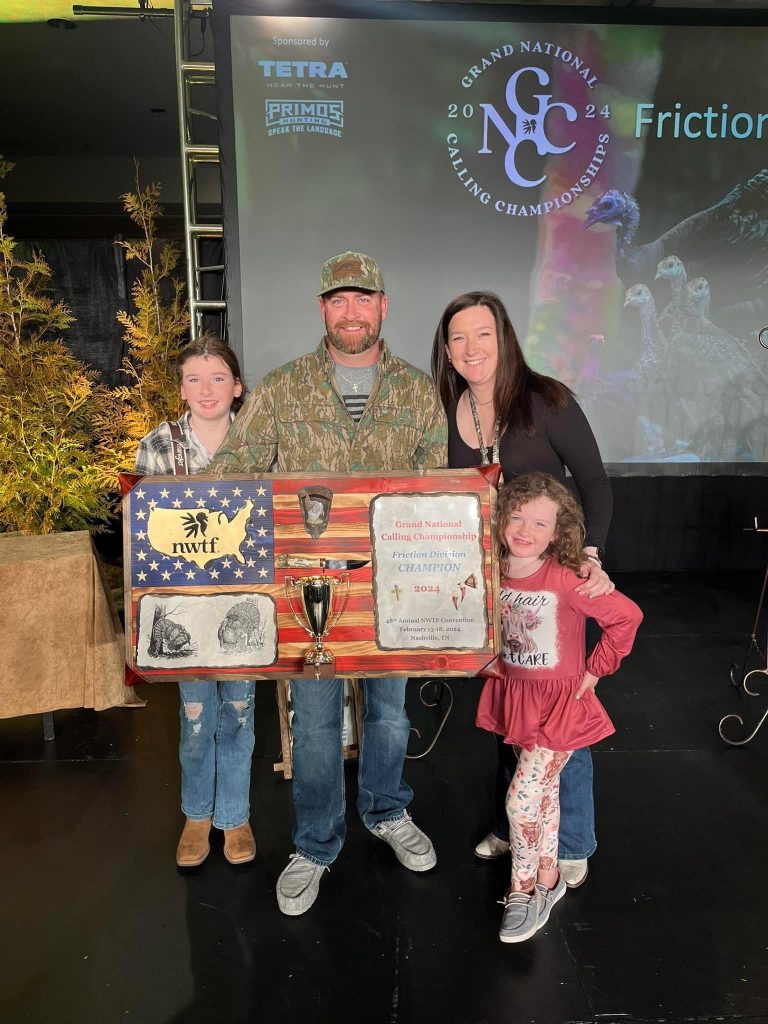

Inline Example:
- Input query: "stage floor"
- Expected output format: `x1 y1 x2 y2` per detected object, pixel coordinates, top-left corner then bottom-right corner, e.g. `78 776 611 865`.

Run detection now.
2 571 767 1024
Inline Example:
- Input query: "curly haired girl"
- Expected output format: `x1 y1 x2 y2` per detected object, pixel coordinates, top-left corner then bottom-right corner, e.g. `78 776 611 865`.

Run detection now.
478 472 642 944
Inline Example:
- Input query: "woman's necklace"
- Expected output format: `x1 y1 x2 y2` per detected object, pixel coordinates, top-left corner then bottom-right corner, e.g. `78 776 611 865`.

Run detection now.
467 390 501 469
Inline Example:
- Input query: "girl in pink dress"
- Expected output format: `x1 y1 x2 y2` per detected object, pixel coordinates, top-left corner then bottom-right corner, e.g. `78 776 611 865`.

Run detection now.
477 472 642 944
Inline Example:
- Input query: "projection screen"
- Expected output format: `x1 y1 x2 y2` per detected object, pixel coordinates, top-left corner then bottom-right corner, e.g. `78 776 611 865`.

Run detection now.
214 2 768 473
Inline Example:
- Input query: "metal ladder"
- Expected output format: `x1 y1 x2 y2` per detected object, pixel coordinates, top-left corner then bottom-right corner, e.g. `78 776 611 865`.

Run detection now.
173 0 226 340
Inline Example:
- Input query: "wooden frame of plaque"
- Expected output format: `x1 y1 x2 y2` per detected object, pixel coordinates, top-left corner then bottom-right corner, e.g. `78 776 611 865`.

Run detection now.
122 468 500 682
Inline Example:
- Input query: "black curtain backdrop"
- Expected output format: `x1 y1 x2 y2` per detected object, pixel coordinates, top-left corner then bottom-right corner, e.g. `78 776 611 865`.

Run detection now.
24 238 129 388
607 475 768 572
19 236 224 388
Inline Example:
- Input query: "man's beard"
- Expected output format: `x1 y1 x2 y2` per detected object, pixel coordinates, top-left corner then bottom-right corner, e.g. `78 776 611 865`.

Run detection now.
325 317 382 356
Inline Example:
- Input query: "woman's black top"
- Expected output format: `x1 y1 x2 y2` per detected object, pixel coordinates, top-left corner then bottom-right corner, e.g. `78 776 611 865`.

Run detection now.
447 391 612 549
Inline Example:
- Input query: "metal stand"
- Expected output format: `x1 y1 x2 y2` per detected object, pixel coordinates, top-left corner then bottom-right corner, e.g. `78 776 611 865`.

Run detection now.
73 3 225 338
273 680 363 780
719 545 768 746
405 680 454 760
272 678 454 775
719 672 768 746
173 0 226 339
729 564 768 689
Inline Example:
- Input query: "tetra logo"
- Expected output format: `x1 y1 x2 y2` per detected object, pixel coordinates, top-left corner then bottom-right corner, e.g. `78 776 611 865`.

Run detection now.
257 60 347 79
478 66 577 188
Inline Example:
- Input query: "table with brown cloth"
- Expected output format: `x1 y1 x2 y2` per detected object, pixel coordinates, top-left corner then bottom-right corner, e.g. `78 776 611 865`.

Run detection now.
0 530 142 718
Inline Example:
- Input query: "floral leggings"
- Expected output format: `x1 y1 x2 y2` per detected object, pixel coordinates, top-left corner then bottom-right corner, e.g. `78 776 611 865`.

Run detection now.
506 745 574 893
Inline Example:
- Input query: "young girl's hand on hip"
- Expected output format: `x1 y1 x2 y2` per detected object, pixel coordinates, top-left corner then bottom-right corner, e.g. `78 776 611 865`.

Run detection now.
575 671 599 699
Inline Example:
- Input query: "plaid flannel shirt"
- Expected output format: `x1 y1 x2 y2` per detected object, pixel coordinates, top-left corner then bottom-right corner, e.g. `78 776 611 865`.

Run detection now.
134 412 225 476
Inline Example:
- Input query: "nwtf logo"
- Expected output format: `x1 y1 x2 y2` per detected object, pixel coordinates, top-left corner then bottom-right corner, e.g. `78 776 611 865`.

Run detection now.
258 60 348 80
445 40 611 219
479 67 576 188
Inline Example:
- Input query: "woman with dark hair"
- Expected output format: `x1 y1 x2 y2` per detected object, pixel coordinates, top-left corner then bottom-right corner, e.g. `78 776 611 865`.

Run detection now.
431 291 613 889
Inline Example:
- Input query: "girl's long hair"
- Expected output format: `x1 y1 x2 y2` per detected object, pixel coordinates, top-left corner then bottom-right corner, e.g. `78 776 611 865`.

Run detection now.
430 291 569 436
176 334 247 412
495 472 585 573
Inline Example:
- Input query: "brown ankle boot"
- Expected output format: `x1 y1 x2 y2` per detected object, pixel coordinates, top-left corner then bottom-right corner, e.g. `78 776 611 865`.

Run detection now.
223 822 256 865
176 817 211 867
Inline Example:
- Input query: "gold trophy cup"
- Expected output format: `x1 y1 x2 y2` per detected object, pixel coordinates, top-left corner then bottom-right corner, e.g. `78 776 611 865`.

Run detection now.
284 573 350 678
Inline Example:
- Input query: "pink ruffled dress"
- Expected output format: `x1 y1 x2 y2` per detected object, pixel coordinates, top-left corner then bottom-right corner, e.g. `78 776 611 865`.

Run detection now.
476 559 642 752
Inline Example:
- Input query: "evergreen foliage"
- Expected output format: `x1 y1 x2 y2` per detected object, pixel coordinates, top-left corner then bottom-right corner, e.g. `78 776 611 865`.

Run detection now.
0 164 190 535
0 161 75 350
0 160 115 534
95 170 190 479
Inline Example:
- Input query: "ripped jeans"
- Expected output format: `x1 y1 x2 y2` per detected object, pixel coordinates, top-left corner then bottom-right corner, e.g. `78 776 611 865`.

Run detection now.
178 681 256 830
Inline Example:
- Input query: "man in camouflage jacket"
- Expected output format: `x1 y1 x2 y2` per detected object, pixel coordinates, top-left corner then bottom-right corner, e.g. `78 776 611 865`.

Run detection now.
210 251 447 916
207 338 446 474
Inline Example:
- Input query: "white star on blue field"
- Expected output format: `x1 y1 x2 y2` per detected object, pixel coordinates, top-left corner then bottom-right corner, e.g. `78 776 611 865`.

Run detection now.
129 480 275 588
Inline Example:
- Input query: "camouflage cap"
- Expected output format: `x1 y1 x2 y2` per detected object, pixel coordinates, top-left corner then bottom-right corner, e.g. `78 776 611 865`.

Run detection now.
318 251 384 296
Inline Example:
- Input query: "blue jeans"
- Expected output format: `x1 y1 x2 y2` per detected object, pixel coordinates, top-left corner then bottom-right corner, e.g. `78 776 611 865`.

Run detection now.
178 680 256 830
493 737 596 859
290 676 413 866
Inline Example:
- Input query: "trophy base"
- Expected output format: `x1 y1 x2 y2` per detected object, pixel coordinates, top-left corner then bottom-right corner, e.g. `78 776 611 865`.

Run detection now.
303 658 336 680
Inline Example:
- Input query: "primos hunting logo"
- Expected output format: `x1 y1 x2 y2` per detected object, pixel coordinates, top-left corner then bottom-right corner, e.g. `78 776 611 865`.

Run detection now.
265 100 344 138
445 38 612 218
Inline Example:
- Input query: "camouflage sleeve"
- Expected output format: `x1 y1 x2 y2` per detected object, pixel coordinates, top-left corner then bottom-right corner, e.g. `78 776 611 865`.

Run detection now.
208 383 278 478
415 380 448 469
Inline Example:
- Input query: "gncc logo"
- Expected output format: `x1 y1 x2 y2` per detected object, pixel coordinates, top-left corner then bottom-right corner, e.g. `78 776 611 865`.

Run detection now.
479 67 577 188
446 40 611 218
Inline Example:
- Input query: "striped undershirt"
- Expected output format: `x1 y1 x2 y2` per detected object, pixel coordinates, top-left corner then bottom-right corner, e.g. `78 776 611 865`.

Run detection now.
333 363 378 424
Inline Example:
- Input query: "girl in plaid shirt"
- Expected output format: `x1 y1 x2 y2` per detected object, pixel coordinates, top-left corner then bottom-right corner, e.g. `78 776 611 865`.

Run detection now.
135 336 257 868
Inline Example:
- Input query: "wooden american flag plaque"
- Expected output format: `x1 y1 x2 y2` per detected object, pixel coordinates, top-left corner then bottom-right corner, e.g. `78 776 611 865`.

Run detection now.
122 469 499 681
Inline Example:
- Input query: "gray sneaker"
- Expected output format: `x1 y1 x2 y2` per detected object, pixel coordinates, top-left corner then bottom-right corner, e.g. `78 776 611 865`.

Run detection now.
276 854 328 917
535 874 567 931
370 812 437 871
498 889 541 944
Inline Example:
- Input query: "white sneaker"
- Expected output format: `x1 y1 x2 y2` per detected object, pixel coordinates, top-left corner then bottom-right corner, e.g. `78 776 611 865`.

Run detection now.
474 832 510 860
558 858 588 888
370 812 437 871
276 854 327 916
